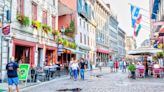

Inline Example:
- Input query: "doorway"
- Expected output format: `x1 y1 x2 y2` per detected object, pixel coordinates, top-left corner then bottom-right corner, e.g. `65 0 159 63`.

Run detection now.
15 45 30 64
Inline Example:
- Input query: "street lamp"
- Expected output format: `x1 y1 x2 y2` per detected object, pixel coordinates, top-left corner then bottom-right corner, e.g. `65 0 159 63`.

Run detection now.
61 26 65 35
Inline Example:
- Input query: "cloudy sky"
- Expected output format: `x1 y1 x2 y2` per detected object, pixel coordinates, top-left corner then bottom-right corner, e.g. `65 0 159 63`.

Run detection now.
103 0 151 47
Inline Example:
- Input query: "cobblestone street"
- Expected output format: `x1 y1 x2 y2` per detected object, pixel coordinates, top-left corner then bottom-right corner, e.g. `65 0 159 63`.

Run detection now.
21 68 164 92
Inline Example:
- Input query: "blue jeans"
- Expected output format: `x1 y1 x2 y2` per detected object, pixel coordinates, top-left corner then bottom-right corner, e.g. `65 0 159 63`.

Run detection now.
69 68 73 78
8 77 19 86
73 69 78 80
80 69 85 80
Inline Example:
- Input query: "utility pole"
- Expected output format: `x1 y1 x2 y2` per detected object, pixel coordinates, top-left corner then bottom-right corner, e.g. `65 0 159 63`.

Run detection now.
0 0 12 82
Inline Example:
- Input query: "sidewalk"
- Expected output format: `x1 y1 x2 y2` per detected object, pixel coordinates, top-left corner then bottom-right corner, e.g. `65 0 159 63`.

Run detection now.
0 67 100 92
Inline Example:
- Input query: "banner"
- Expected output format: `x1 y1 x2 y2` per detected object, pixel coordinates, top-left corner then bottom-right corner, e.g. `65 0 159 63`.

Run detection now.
18 64 30 80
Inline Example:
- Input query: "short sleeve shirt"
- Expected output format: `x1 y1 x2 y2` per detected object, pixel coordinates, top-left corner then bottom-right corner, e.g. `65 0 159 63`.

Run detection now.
80 62 86 69
6 62 19 78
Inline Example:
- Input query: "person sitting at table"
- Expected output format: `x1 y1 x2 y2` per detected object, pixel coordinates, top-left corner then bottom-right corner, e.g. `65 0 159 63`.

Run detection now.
31 64 37 82
153 62 160 78
55 62 61 77
136 62 145 69
136 62 145 78
153 62 160 69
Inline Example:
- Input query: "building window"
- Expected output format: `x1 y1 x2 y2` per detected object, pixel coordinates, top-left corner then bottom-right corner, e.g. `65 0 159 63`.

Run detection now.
17 0 24 15
52 16 56 30
80 18 81 26
87 24 88 31
53 0 55 6
80 32 82 43
84 34 86 45
32 2 37 20
88 36 89 46
42 11 47 24
83 21 85 29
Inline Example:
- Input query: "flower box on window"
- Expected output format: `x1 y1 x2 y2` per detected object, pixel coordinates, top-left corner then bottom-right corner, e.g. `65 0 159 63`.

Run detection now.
42 24 51 33
32 20 41 30
52 30 60 36
16 14 30 26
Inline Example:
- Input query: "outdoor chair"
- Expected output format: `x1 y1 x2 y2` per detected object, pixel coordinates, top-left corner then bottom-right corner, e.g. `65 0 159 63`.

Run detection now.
137 68 145 78
31 68 37 82
160 67 164 78
36 67 46 81
153 68 161 78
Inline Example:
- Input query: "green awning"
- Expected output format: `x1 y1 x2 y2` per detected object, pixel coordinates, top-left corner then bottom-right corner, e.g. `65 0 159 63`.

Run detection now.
65 48 86 54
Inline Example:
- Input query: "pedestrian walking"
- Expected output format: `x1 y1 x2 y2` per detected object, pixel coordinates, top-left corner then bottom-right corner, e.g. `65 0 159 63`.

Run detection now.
90 61 93 71
6 57 20 92
122 60 127 73
143 56 149 77
55 62 61 77
79 58 86 80
69 58 74 79
108 59 114 72
71 59 79 81
114 60 119 72
119 60 123 70
98 61 103 72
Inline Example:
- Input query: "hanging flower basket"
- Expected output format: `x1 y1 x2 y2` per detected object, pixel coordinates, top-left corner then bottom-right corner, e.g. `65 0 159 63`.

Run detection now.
52 30 60 36
32 20 41 30
42 24 51 33
16 14 30 26
58 37 64 44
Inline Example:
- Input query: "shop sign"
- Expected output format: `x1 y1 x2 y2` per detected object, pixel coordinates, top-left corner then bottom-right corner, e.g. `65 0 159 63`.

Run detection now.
18 64 30 80
2 25 10 35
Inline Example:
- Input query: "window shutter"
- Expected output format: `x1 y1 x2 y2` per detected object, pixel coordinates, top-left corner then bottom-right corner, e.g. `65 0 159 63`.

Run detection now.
32 3 37 20
21 0 24 15
52 16 56 30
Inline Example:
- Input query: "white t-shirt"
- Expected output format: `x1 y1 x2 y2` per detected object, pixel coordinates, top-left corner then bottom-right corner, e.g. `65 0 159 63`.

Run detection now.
71 63 79 70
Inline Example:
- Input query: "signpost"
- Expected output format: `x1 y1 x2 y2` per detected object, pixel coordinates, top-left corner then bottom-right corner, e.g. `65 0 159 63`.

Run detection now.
18 64 30 86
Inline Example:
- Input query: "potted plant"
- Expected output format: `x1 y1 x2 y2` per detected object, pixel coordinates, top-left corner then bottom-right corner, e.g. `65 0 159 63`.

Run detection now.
128 63 136 79
32 20 41 30
16 14 30 26
64 20 75 37
63 39 68 46
42 24 51 33
52 30 60 36
58 37 63 44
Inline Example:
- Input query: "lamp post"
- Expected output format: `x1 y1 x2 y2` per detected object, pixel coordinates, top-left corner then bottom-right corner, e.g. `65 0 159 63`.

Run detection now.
0 0 12 82
61 26 65 35
57 26 65 63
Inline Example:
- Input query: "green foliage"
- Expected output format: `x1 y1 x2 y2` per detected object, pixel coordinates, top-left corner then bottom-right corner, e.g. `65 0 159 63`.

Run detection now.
17 14 30 26
42 24 51 33
157 51 164 58
128 64 136 72
65 20 75 33
52 30 60 36
69 20 75 32
63 39 68 46
32 20 41 30
58 37 64 44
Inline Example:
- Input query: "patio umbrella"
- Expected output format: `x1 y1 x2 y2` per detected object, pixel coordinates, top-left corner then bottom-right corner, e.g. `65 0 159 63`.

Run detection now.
128 47 163 55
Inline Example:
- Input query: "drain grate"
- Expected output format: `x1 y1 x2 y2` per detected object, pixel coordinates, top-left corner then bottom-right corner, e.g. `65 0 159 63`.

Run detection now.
57 88 82 92
96 75 103 78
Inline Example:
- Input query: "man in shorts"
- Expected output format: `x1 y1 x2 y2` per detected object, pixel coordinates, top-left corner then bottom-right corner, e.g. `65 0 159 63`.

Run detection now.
6 57 19 92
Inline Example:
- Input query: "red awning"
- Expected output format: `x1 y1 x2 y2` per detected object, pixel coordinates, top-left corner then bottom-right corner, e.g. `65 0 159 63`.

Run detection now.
97 48 110 54
160 26 164 33
159 26 164 36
